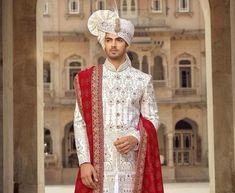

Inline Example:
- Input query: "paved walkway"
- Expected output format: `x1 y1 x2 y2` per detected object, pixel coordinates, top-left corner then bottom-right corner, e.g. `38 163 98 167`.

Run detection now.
45 182 209 193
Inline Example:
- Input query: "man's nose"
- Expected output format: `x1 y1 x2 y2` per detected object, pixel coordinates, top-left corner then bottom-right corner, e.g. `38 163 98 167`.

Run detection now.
111 40 117 47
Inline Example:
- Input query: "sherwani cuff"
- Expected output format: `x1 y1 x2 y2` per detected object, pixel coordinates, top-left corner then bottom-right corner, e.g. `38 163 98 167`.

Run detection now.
78 156 91 166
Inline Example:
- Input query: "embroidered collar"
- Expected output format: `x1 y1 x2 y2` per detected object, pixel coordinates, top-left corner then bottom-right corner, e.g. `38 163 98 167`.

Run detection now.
104 55 131 72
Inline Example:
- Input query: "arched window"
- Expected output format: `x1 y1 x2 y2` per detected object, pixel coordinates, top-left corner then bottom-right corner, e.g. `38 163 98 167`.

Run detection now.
173 119 197 165
67 57 83 90
128 51 140 69
64 123 78 168
44 128 53 154
131 0 136 12
68 126 78 167
178 0 190 12
122 0 128 12
179 59 191 88
96 0 106 10
121 0 137 17
43 1 49 15
153 56 164 80
142 55 149 74
158 124 166 165
43 61 51 83
97 56 106 64
68 0 80 14
152 0 162 12
43 61 51 91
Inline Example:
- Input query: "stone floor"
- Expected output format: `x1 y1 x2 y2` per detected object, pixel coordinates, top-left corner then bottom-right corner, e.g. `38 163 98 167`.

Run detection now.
45 182 209 193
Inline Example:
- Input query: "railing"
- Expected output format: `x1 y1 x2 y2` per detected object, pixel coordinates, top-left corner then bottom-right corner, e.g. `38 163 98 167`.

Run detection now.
44 154 58 168
44 83 54 97
153 81 167 87
121 10 168 28
174 88 196 96
65 90 75 97
44 82 52 90
174 150 192 165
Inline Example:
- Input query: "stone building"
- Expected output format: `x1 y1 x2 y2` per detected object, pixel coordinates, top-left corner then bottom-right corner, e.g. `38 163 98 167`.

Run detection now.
1 0 235 193
42 0 207 183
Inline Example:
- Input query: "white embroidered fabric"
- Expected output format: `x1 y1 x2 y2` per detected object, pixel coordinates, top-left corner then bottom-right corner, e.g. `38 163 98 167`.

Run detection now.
74 56 160 193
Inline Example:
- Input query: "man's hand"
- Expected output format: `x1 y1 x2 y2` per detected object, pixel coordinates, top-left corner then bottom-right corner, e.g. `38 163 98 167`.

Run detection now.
113 136 138 155
80 163 98 189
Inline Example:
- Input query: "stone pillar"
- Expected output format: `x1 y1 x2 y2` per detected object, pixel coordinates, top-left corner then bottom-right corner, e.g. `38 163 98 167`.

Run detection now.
210 0 234 192
36 0 45 192
166 133 174 167
2 0 14 192
12 0 44 193
231 0 235 191
0 0 3 192
201 106 208 165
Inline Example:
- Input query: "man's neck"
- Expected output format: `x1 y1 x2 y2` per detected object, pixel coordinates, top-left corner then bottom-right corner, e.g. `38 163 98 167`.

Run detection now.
108 57 126 70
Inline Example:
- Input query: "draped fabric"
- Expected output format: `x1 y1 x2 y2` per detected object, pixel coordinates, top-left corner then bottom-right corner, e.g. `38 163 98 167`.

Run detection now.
74 65 104 193
74 64 164 193
136 116 164 193
74 66 94 193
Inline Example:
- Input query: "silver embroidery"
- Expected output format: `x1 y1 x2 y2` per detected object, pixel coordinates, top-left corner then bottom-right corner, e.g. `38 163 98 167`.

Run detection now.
74 56 160 193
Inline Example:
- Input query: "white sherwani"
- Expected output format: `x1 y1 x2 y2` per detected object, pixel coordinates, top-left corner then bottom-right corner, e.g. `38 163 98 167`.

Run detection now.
74 56 160 193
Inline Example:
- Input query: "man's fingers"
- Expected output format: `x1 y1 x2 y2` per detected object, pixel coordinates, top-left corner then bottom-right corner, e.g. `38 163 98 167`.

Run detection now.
82 176 96 189
114 136 138 154
116 143 130 154
92 167 98 182
119 145 130 154
115 136 129 143
115 139 131 152
114 138 126 145
87 176 97 189
122 147 131 154
115 141 128 149
80 163 97 189
82 178 90 188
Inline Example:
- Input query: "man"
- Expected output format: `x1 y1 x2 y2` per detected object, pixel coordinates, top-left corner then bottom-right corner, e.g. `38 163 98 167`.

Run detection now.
74 10 164 193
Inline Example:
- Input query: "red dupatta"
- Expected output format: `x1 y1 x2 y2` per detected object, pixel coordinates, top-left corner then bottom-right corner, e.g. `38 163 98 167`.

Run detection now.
74 64 164 193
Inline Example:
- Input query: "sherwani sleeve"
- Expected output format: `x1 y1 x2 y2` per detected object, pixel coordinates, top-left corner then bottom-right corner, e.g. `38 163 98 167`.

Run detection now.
140 77 160 129
127 76 160 150
73 102 91 165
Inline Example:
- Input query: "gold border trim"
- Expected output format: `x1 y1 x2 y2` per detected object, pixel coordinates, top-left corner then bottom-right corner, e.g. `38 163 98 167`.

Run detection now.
91 65 104 193
133 121 148 193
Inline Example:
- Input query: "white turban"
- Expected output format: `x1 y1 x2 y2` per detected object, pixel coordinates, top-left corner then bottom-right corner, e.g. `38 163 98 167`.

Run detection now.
87 10 135 49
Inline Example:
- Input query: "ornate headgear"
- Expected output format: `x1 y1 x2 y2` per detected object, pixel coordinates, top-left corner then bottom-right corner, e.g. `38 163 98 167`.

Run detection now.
87 10 135 49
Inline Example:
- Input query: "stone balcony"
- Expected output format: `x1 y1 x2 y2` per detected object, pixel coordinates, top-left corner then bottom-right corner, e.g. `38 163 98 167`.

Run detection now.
174 88 197 96
44 83 54 98
124 10 169 33
45 154 58 168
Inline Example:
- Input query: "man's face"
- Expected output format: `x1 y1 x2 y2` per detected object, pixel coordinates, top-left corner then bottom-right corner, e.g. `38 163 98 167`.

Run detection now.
104 33 128 61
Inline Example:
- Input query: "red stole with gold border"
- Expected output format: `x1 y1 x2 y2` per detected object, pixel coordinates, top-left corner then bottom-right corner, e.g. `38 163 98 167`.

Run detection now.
74 64 164 193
